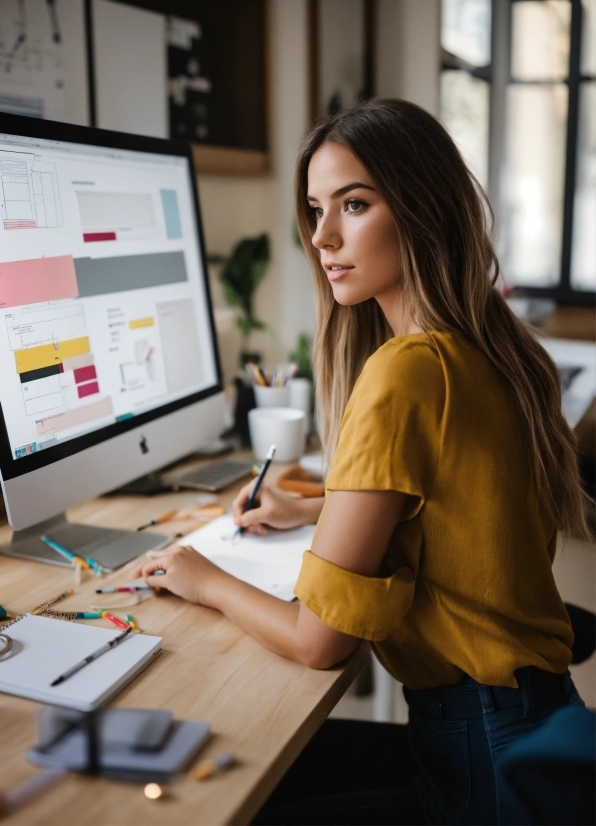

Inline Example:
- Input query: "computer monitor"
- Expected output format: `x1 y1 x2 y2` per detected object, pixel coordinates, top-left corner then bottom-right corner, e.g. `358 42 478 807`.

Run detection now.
0 113 224 569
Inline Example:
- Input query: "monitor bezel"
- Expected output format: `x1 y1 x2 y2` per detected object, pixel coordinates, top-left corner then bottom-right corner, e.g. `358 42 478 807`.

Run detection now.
0 112 223 483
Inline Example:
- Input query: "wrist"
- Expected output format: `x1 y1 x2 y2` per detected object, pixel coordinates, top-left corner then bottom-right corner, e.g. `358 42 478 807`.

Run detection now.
201 567 234 610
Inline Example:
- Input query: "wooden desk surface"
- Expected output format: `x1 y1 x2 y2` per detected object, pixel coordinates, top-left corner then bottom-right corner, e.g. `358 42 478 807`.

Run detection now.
0 456 367 825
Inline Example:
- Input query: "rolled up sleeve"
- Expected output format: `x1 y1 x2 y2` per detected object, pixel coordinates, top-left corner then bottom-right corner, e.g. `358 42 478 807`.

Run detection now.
294 551 416 641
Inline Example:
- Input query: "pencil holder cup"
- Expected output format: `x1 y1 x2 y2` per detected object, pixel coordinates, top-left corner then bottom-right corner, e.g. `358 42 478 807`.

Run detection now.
249 407 306 462
254 385 290 408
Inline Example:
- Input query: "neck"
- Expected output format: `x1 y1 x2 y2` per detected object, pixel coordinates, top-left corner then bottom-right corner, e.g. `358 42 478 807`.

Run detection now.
375 287 423 338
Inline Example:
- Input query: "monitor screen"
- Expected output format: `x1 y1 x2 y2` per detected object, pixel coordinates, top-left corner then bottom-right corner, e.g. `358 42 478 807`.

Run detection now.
0 120 221 481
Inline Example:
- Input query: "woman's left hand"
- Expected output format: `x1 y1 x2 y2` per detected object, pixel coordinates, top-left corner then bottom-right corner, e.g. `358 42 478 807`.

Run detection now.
132 545 231 607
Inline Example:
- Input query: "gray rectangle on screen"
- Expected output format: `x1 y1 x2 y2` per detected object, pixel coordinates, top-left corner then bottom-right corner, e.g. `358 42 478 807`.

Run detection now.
74 251 187 296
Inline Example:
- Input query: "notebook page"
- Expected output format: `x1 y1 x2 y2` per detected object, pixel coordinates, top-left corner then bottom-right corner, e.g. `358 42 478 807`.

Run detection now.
181 514 315 601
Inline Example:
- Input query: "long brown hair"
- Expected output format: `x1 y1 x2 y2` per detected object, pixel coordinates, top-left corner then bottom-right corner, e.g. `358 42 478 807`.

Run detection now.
295 98 589 539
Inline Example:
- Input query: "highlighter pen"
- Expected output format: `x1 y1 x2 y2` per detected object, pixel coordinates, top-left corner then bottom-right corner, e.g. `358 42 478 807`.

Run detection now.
40 536 102 576
100 611 130 630
233 444 276 539
40 536 89 569
194 752 235 781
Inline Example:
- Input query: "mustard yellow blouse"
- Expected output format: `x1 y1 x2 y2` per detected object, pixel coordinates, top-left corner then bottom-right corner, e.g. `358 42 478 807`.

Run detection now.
294 332 573 689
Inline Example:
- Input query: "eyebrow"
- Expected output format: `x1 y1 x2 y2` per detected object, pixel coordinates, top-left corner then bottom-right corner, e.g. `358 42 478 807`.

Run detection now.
306 182 377 202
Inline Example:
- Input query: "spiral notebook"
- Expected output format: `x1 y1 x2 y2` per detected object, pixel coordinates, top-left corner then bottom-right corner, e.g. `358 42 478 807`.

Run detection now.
0 614 162 711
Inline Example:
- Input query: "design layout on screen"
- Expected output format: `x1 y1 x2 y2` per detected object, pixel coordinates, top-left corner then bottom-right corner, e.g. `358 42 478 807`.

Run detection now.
0 135 217 460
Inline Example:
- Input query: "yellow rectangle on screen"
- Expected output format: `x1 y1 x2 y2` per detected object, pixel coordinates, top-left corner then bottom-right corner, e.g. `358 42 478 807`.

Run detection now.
15 336 91 374
129 317 154 330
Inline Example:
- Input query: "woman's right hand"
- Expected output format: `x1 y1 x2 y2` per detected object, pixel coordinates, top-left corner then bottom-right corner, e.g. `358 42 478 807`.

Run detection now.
232 482 321 535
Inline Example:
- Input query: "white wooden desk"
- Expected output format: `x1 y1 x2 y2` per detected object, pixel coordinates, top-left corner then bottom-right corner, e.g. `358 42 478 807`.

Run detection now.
0 456 366 825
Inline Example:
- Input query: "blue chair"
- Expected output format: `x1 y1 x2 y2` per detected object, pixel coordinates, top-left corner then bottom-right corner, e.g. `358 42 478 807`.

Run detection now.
496 705 596 825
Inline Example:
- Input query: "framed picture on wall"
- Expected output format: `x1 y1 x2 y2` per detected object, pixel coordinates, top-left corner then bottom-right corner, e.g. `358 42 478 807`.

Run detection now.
91 0 270 176
0 0 90 125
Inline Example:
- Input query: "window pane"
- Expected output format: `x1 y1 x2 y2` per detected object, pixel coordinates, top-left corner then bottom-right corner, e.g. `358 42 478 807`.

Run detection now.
441 0 491 66
441 70 490 187
581 0 596 76
571 82 596 290
511 1 571 81
502 84 568 286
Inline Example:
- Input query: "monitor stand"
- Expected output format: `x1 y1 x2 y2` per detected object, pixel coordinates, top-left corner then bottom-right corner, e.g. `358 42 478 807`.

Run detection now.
0 512 169 572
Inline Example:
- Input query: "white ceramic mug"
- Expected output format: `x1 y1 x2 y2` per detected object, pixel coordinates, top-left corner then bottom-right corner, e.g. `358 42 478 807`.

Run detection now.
248 407 306 462
254 385 290 407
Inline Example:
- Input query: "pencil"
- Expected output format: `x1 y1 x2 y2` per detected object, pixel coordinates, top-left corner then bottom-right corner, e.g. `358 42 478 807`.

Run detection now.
136 509 179 532
30 589 74 615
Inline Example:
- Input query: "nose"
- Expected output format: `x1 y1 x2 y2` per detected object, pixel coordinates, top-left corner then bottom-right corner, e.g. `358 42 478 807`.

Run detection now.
311 211 341 251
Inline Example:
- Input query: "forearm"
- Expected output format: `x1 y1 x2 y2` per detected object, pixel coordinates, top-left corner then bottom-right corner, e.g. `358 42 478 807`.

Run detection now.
297 496 325 524
208 574 304 661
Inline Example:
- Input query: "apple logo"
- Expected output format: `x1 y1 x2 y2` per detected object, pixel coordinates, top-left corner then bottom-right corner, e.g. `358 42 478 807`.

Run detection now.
139 435 149 454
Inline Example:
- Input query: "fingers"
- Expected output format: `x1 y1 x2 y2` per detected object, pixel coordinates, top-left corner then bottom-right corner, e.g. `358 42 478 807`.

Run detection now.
231 480 256 522
238 505 268 527
141 554 171 588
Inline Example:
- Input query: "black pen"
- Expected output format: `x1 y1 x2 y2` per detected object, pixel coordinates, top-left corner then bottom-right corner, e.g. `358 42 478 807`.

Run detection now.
234 443 276 539
50 626 133 687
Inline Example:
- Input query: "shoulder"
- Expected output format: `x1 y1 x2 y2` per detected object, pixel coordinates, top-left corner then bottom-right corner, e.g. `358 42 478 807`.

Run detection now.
352 333 445 405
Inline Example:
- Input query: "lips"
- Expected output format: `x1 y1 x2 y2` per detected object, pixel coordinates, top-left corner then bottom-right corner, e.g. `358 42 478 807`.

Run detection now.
324 264 354 282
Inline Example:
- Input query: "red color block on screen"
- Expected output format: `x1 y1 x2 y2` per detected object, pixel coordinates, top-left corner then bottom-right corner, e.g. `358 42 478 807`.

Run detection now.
74 365 97 384
77 381 99 399
0 255 79 310
83 232 116 242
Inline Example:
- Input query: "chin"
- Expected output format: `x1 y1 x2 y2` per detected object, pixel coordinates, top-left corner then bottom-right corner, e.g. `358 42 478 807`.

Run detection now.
331 283 375 307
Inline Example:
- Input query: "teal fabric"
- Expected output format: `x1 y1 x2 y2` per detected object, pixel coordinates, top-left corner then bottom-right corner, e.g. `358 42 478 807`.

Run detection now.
496 705 596 825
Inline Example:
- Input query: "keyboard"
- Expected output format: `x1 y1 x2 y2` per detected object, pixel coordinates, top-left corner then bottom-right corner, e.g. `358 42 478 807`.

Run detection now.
169 459 254 492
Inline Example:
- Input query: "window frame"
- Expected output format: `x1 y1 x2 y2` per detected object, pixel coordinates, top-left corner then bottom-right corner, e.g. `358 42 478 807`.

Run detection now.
503 0 595 305
441 0 594 305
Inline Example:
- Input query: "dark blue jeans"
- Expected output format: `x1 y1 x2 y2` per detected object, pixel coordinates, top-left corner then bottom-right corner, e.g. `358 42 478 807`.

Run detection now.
405 667 584 824
254 668 584 825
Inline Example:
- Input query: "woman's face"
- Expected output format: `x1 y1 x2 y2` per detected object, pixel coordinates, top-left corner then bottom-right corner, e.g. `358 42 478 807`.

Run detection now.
307 142 401 307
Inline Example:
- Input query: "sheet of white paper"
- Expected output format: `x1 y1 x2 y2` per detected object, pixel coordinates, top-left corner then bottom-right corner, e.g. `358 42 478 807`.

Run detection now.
181 515 315 601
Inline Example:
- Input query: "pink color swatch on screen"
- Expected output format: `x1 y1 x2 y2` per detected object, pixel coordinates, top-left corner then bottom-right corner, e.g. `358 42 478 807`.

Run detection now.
0 255 79 309
77 381 100 399
83 232 116 242
4 220 37 230
73 365 97 384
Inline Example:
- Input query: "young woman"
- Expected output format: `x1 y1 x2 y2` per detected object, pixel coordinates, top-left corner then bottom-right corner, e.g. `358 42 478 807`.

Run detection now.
137 99 588 824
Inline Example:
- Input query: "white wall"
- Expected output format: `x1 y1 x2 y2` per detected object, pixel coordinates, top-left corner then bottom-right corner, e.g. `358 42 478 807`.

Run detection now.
376 0 441 115
199 0 314 385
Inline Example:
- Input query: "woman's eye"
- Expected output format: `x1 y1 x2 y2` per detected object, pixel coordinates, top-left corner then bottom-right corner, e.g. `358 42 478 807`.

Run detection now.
345 199 366 213
311 206 323 220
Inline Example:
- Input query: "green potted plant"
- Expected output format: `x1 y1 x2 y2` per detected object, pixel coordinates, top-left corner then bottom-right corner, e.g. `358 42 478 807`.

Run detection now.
208 233 270 367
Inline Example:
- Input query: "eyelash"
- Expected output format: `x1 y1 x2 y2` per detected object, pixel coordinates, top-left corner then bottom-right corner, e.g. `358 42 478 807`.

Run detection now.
310 199 368 220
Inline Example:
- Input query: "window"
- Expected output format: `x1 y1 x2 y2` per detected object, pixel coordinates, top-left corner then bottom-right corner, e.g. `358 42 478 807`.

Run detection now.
441 0 595 303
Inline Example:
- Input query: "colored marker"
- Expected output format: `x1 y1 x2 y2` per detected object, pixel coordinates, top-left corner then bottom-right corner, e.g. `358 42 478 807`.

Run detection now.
100 611 130 630
40 537 102 575
194 752 235 781
40 536 89 568
125 614 141 632
95 585 151 594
